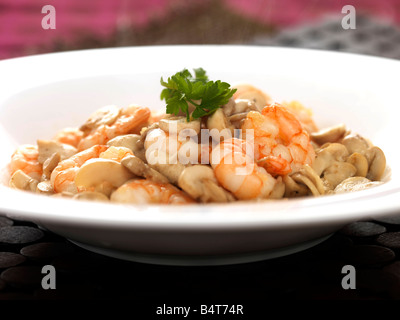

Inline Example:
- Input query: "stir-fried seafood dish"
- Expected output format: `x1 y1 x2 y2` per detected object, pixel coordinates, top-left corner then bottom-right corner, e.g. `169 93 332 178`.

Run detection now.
8 69 387 204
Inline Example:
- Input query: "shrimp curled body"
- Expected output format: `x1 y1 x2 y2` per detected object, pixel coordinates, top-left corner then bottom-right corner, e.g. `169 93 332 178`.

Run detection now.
110 179 194 204
9 145 42 181
54 127 84 148
211 138 276 200
50 145 133 194
242 103 315 176
78 105 150 151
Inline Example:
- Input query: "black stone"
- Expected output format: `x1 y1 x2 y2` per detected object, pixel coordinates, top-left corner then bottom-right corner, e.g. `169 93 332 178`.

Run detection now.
340 245 395 266
0 266 43 287
0 226 44 244
376 232 400 250
0 252 27 269
373 215 400 226
339 222 386 238
20 242 75 261
0 217 14 228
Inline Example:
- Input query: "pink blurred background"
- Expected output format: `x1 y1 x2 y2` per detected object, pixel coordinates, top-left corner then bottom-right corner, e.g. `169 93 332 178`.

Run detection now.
1 0 400 59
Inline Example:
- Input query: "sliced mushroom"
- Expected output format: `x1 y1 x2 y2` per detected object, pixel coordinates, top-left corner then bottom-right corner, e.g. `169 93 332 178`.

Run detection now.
79 105 121 134
346 152 368 177
341 134 370 155
269 176 285 199
9 170 39 192
144 128 188 184
148 161 186 185
322 162 357 189
37 140 77 164
227 112 249 127
207 108 232 132
221 97 236 116
73 191 109 201
36 180 54 195
334 177 383 194
312 143 349 176
178 165 234 203
107 134 143 152
106 135 146 162
222 99 260 129
42 152 61 180
121 155 169 184
292 174 320 196
206 108 234 141
74 158 135 196
291 165 325 196
365 146 386 181
311 124 347 145
232 99 259 114
232 84 271 111
159 116 201 135
283 175 309 197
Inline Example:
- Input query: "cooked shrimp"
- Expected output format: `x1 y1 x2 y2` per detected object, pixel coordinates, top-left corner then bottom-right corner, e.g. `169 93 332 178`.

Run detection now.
149 110 166 124
110 179 195 204
51 145 108 194
9 145 42 181
77 105 150 151
50 145 133 194
211 138 276 200
53 127 84 148
241 102 315 176
281 100 318 133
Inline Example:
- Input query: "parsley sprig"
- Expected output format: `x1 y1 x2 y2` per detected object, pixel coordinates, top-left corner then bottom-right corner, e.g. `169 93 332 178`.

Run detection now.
160 68 237 121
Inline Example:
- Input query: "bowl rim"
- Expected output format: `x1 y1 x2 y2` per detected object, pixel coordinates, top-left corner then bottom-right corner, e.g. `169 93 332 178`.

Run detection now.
1 45 399 232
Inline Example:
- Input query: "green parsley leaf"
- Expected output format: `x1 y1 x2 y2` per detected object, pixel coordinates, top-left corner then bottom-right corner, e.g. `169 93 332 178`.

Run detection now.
160 68 236 122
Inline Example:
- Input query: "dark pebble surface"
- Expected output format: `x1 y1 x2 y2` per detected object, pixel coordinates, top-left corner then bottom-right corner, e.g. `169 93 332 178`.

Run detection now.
0 226 44 245
0 252 26 269
0 266 43 288
339 222 387 238
0 214 397 301
0 217 13 228
20 242 75 261
0 15 399 307
376 232 400 250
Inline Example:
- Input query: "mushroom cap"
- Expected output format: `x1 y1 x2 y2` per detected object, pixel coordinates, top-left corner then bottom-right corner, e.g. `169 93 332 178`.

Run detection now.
121 155 169 184
232 84 271 111
206 108 234 139
80 105 120 133
178 165 234 202
346 152 368 177
311 124 347 145
312 143 349 176
334 177 383 194
365 146 386 181
37 180 54 194
341 134 370 155
322 161 357 189
37 140 77 164
107 134 143 152
75 158 135 195
159 116 201 135
9 170 38 192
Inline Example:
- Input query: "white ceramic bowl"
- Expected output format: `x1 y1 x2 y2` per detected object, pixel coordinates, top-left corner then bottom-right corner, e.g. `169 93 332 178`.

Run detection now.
0 45 399 265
